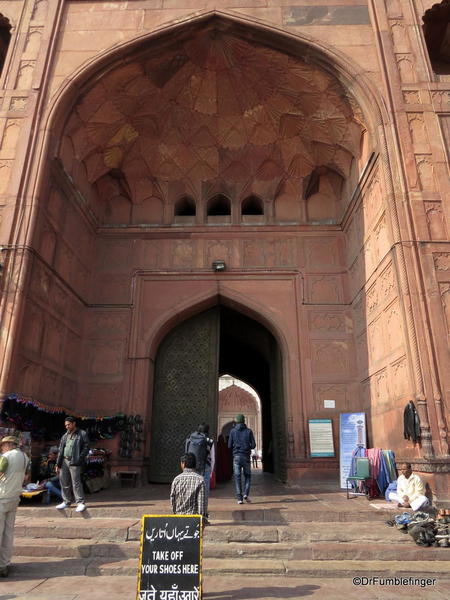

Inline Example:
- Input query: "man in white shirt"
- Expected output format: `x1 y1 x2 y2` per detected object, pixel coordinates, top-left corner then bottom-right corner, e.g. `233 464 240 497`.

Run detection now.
0 436 29 577
388 462 430 511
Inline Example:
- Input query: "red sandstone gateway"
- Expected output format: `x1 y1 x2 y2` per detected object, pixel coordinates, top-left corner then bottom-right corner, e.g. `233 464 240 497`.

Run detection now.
0 1 448 502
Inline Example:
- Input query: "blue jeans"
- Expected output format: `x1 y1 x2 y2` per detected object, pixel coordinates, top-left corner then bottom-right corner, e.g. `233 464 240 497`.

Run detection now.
43 480 62 504
233 454 251 500
203 466 211 514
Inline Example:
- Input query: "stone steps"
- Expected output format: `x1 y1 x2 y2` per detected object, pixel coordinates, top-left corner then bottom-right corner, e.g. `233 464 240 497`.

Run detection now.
6 556 450 579
14 537 446 562
13 497 450 581
16 505 394 522
14 515 405 544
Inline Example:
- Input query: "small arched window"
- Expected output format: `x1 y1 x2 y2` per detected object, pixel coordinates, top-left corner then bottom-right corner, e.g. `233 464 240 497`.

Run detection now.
304 167 343 224
174 195 196 217
207 194 231 216
0 14 11 79
241 195 264 216
423 1 450 75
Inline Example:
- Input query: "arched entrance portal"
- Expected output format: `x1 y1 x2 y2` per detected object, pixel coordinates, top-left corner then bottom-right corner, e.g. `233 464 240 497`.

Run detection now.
149 306 284 483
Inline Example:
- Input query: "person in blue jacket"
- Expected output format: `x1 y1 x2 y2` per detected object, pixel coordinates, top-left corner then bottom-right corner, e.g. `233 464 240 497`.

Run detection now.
228 414 256 504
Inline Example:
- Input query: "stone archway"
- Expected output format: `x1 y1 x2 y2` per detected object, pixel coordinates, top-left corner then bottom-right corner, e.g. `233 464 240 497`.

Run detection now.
149 305 285 484
8 12 440 491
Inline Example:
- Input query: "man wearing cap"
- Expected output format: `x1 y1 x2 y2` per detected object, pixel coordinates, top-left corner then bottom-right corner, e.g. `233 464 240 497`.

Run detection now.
0 436 29 577
55 417 89 512
228 414 256 504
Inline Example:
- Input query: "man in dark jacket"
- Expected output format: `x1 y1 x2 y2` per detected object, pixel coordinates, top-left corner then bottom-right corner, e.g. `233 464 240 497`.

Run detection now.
228 414 256 504
55 417 89 512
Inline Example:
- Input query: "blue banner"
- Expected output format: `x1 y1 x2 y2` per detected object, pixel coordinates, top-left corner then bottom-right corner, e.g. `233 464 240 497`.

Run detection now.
339 412 366 488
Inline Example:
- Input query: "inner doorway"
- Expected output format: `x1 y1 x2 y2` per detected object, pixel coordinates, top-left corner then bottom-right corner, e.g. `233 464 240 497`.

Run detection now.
149 305 285 483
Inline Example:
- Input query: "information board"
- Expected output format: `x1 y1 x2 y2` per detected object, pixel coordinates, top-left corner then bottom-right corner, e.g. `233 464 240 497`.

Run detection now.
308 419 335 457
339 412 366 489
137 515 202 600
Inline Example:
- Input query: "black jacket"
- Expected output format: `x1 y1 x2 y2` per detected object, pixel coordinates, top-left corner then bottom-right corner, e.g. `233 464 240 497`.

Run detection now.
404 401 421 443
228 423 256 457
57 429 90 467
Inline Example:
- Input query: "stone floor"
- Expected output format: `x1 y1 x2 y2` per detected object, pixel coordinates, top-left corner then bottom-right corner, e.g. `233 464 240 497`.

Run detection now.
0 470 448 600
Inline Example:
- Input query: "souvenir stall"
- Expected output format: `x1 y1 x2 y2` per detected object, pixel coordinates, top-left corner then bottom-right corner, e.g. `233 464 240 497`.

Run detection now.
0 394 144 494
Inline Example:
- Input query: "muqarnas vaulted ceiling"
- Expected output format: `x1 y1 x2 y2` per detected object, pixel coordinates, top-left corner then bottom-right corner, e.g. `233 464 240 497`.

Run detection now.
60 25 366 225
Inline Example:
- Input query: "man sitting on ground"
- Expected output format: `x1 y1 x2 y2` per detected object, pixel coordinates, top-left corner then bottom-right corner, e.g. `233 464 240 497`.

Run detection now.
39 447 62 504
388 462 430 511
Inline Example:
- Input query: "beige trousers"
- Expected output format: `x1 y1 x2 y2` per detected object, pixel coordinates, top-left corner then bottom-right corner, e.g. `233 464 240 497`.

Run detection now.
0 496 20 568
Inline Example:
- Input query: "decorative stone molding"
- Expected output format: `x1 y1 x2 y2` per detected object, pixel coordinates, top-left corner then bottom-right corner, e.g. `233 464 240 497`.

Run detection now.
403 91 420 105
433 253 450 271
9 97 27 112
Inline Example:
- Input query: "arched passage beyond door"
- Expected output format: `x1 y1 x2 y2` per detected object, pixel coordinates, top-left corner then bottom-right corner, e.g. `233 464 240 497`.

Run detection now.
149 306 285 483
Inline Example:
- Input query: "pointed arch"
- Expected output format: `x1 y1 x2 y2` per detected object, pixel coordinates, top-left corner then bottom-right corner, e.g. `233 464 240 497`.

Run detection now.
0 13 12 79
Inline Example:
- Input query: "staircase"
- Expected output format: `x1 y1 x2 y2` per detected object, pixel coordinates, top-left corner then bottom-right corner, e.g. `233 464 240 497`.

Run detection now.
12 476 450 581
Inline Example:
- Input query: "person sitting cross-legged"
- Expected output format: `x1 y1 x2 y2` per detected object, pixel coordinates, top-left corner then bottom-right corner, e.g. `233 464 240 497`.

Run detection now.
388 462 430 511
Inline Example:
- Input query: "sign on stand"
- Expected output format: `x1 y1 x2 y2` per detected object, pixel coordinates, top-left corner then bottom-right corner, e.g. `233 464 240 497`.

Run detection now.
137 514 202 600
339 412 367 489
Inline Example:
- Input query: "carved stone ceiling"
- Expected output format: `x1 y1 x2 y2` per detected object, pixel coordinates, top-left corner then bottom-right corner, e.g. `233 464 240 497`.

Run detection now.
62 26 365 204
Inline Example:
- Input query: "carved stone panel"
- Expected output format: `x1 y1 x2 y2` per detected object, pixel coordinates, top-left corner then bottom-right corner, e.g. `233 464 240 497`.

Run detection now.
396 54 416 83
172 240 195 268
392 356 411 398
15 62 35 90
86 310 129 339
385 300 404 354
207 241 232 268
311 341 350 378
403 91 420 105
379 262 396 305
24 28 42 58
434 253 450 272
32 0 48 22
305 238 340 268
314 383 348 412
368 315 385 364
309 312 346 334
243 240 265 267
407 114 430 150
425 202 447 240
439 284 450 334
308 276 343 303
0 120 21 158
373 368 390 408
432 91 450 108
9 97 27 112
390 21 409 52
0 161 12 194
439 115 450 164
87 341 125 377
416 155 436 191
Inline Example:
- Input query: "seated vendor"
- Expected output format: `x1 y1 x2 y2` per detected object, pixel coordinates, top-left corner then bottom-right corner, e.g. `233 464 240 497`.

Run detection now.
388 462 429 511
39 447 62 504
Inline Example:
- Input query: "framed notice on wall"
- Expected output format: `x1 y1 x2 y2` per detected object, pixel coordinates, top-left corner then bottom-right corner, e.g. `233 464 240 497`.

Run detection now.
308 419 335 457
137 514 202 600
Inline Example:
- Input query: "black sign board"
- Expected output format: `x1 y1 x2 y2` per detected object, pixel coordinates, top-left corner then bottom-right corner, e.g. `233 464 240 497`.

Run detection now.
137 514 202 600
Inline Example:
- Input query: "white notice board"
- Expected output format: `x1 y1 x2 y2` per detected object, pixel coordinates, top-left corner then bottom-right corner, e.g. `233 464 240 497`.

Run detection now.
308 419 335 457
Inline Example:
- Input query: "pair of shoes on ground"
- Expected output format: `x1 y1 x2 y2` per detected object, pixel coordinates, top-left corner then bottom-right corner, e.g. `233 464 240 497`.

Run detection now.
56 501 86 512
0 565 9 578
237 496 251 505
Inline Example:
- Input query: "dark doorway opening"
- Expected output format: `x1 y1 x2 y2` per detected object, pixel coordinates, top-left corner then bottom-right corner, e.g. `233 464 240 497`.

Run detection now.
149 305 285 484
